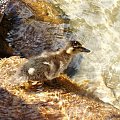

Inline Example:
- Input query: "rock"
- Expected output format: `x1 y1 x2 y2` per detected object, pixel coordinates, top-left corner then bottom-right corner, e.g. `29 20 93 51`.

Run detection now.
0 56 120 120
0 0 10 22
4 0 72 58
0 0 13 58
0 15 13 58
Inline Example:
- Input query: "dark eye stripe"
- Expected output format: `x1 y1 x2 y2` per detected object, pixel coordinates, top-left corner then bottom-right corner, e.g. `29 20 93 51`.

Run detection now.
71 41 82 47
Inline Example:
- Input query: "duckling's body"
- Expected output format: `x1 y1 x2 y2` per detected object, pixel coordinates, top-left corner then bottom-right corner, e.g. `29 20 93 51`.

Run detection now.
20 50 71 81
19 41 90 83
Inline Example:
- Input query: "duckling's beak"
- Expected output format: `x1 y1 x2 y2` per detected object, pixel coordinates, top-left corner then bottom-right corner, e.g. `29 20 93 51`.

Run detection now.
80 46 90 53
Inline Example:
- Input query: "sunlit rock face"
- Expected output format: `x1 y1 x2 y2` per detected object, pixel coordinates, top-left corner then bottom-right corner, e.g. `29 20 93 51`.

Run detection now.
50 0 120 109
0 56 120 120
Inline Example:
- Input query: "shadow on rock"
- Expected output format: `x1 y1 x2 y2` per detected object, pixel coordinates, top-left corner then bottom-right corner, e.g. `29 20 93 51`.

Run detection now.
0 87 64 120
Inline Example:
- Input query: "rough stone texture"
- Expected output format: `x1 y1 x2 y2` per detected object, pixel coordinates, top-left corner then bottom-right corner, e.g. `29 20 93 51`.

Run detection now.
4 0 71 58
0 0 14 58
0 56 120 120
0 0 10 22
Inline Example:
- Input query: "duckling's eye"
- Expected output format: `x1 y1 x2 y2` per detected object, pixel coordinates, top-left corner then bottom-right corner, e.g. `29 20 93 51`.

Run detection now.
73 41 77 45
72 41 82 47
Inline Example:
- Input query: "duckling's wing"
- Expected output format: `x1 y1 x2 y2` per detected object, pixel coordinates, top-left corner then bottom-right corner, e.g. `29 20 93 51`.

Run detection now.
43 61 57 80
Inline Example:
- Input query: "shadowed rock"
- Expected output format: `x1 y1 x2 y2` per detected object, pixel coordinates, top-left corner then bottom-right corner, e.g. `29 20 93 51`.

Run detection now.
4 0 71 58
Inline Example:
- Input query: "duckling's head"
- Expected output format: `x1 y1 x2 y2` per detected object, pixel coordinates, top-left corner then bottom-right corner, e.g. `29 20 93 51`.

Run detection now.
66 41 90 54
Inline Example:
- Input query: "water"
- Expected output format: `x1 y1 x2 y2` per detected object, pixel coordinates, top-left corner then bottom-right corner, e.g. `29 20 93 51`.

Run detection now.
50 0 120 109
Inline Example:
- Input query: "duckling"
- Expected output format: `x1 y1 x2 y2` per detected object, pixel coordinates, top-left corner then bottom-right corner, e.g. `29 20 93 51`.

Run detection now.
19 41 90 84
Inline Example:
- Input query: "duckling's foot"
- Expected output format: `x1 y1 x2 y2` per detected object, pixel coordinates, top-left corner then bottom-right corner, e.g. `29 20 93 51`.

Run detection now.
19 80 43 91
44 74 91 96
